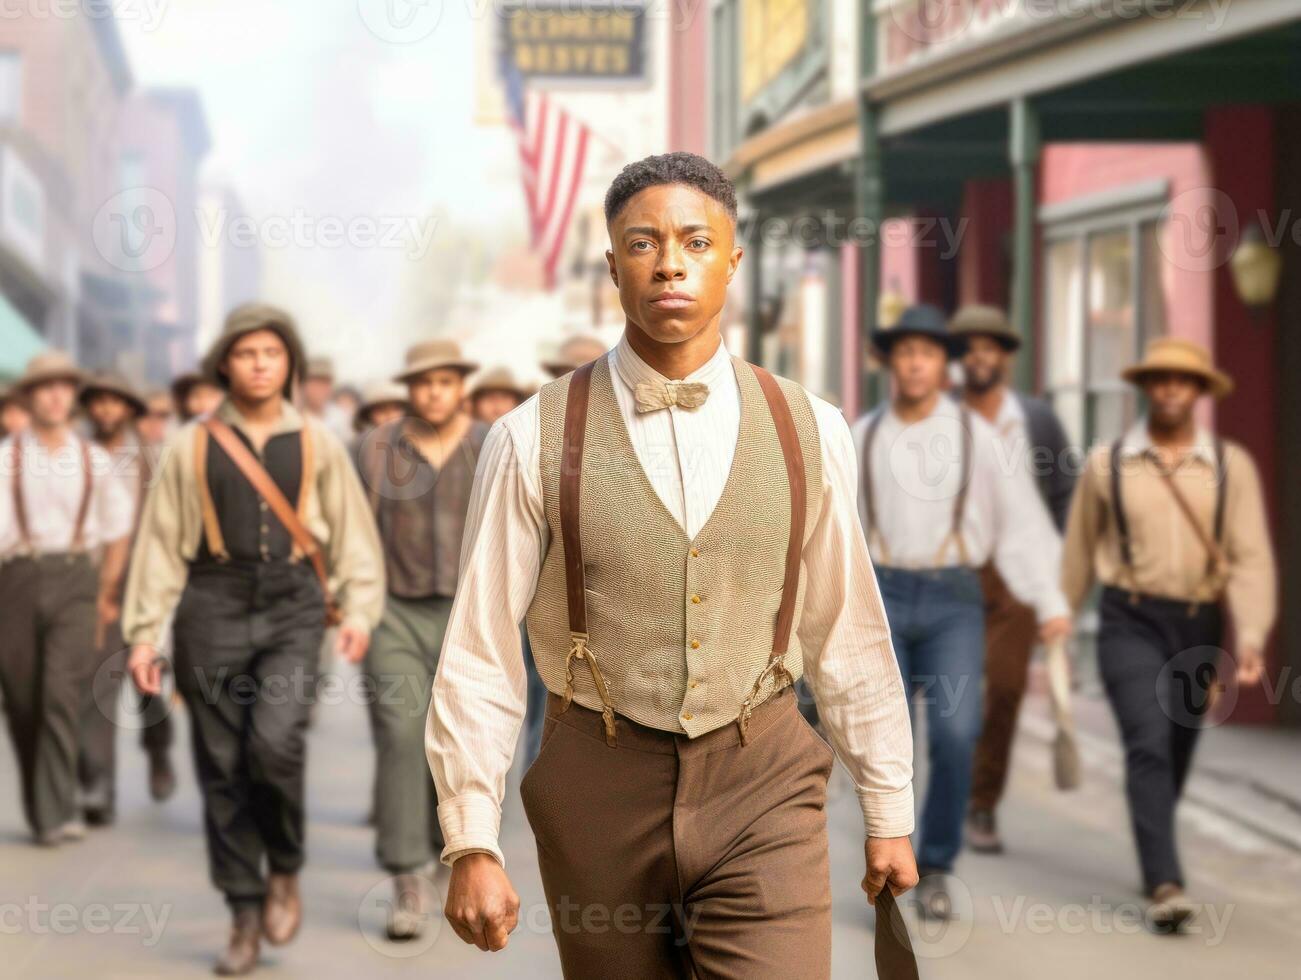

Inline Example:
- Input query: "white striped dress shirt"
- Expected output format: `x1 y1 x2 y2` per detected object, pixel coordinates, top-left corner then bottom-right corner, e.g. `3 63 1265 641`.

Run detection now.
426 332 915 867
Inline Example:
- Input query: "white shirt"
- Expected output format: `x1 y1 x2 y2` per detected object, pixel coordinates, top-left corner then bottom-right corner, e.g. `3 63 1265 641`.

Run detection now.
426 333 915 868
0 429 135 557
850 397 1068 622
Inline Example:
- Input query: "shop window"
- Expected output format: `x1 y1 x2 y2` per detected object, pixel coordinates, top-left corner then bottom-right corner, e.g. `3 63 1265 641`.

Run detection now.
1042 195 1168 448
0 52 21 124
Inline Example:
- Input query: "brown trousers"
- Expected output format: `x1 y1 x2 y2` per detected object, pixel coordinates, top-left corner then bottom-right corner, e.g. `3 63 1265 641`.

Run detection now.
520 686 834 980
970 563 1039 812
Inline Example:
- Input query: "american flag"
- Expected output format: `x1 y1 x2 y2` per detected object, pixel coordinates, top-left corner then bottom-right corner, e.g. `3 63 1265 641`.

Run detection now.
501 55 591 290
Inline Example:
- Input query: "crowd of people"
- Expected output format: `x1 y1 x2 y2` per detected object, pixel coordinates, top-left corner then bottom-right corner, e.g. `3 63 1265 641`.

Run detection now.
0 151 1279 979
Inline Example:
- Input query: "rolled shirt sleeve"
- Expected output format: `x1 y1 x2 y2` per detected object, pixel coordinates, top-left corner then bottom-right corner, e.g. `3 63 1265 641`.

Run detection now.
426 415 543 868
122 430 191 650
1223 445 1277 651
799 400 915 838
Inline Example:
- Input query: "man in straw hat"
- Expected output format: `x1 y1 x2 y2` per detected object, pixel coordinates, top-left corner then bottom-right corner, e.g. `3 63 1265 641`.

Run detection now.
351 380 408 437
540 333 608 378
301 355 351 443
353 339 487 941
122 303 384 975
1061 336 1275 932
467 365 529 425
427 152 920 978
0 382 30 437
0 352 134 847
948 304 1077 856
75 370 178 824
853 303 1071 920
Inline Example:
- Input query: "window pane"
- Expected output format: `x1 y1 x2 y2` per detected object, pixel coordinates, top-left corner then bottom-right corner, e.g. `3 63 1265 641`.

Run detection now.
1045 237 1083 389
0 52 21 124
1089 389 1133 446
1140 219 1168 345
1086 229 1135 387
1052 387 1085 449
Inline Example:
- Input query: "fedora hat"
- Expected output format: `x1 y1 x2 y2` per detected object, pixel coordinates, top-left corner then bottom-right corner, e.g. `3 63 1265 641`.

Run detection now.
78 370 146 417
949 304 1021 351
202 303 306 397
354 380 409 431
871 303 967 359
305 356 335 382
17 349 83 393
470 365 528 400
393 339 478 384
1122 337 1233 399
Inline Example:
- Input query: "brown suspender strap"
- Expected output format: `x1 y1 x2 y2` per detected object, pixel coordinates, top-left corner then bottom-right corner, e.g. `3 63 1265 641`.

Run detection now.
1155 464 1229 584
293 427 314 561
10 435 93 553
860 408 890 565
938 407 973 566
556 360 617 746
194 424 229 561
735 363 805 744
201 418 342 626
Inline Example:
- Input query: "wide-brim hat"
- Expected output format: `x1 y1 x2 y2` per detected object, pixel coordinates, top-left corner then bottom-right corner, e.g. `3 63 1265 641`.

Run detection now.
354 380 409 430
1121 337 1233 399
202 303 306 398
16 349 83 393
542 334 608 378
78 370 146 417
949 304 1021 351
470 365 528 400
305 355 335 382
393 339 478 384
871 303 967 359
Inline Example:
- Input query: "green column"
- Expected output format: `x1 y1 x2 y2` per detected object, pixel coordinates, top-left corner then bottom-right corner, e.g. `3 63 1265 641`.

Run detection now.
745 211 765 365
856 0 884 411
1010 97 1041 392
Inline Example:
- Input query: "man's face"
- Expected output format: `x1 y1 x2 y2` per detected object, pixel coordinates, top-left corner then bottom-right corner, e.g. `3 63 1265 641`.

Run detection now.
185 382 223 419
1144 371 1204 431
472 389 521 425
961 335 1010 394
221 328 290 403
366 403 405 430
605 183 741 346
27 380 77 427
407 368 466 426
87 392 132 440
138 395 173 445
2 401 29 436
303 377 333 414
889 335 950 403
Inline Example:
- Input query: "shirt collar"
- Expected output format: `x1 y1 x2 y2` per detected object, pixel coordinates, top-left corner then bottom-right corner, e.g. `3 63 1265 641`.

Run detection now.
216 396 304 437
609 331 734 395
889 393 960 425
1119 418 1217 465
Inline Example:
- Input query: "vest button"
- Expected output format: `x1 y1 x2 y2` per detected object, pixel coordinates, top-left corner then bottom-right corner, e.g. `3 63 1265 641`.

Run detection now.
690 594 701 604
690 639 700 649
681 712 694 721
689 680 698 689
690 547 699 558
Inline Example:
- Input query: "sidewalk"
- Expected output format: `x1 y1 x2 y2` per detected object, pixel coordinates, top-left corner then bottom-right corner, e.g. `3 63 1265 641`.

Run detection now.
1019 662 1301 853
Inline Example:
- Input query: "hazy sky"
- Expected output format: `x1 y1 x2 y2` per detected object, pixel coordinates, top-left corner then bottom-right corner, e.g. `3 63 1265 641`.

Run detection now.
119 0 526 379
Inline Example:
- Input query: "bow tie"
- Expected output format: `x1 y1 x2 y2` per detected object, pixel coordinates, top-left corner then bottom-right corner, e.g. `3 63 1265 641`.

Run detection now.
634 379 710 414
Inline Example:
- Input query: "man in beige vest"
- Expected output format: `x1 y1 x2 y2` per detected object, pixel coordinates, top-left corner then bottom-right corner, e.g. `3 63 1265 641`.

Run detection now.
426 152 917 978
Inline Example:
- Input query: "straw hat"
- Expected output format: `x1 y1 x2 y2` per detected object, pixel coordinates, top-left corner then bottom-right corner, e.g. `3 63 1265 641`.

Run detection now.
305 356 335 382
949 304 1021 351
1121 337 1233 399
393 339 478 384
470 366 528 400
201 303 306 397
16 349 83 393
354 380 409 431
78 370 146 417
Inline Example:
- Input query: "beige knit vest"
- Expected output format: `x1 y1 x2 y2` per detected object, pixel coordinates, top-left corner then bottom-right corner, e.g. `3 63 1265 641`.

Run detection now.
524 353 824 738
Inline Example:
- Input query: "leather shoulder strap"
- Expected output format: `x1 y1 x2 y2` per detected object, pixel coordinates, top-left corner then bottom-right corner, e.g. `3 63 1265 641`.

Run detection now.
1109 438 1134 571
749 363 806 656
1213 436 1228 543
202 418 337 616
194 423 228 560
71 438 93 551
952 407 974 534
559 360 596 636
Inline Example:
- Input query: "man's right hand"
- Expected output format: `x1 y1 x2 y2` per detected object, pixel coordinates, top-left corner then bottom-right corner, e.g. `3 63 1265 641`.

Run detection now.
445 852 520 951
128 645 164 696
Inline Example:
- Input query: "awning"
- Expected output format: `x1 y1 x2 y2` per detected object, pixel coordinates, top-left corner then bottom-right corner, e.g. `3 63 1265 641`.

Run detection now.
0 290 46 380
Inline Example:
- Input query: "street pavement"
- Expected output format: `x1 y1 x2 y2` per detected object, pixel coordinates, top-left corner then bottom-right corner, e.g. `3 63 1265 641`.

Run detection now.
1 662 1298 979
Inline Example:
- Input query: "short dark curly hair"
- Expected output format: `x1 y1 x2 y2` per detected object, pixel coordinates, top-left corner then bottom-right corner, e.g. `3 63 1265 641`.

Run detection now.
604 152 737 225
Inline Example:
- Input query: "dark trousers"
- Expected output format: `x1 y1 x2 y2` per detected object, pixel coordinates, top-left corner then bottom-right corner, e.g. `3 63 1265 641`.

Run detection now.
364 593 450 872
172 561 324 909
0 554 98 835
877 566 985 873
1097 586 1222 894
521 686 833 979
78 619 175 814
970 563 1039 812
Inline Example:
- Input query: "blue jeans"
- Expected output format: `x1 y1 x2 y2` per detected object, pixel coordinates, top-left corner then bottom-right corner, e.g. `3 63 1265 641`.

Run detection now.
877 566 985 873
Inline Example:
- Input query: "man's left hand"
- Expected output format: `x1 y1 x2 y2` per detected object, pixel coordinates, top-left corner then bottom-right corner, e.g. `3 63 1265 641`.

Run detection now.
1039 616 1072 645
1236 647 1265 687
336 623 370 663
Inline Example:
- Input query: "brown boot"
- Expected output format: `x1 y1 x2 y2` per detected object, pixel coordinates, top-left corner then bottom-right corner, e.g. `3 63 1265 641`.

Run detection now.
966 808 1003 854
262 873 302 946
1147 883 1196 933
214 907 261 976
